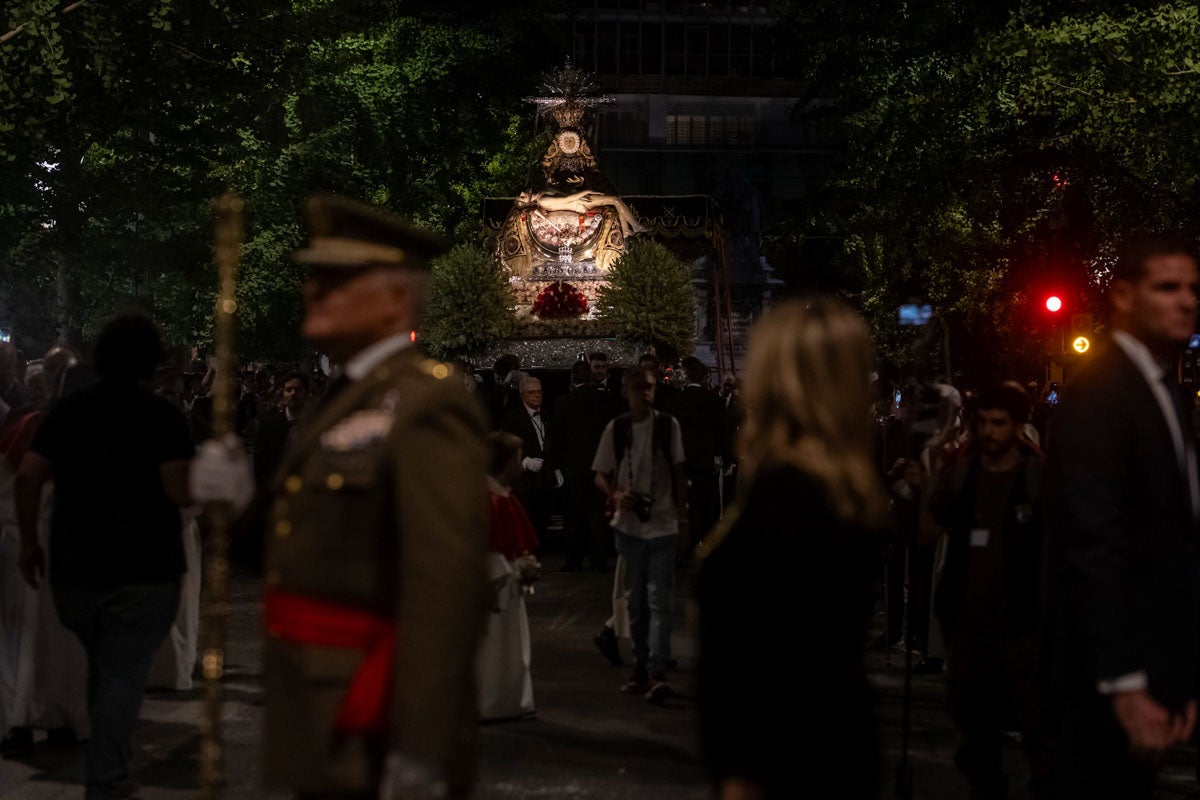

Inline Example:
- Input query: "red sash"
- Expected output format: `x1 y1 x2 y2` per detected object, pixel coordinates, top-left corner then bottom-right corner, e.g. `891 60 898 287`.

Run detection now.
264 589 396 736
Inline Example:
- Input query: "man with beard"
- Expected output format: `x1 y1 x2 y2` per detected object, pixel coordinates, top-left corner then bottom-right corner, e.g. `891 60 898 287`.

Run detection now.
932 384 1049 799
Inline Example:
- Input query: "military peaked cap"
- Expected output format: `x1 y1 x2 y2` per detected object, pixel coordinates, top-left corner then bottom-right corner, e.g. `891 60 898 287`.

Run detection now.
292 193 449 270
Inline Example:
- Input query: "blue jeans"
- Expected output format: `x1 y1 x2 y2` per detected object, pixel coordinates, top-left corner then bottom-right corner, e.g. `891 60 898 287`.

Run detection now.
54 582 180 800
614 532 675 674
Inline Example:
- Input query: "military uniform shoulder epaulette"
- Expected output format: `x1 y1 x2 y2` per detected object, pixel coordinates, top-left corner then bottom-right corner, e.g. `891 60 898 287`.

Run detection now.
368 357 455 384
416 357 455 381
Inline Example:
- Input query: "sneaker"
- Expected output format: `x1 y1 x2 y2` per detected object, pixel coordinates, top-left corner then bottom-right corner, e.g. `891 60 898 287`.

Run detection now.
593 626 623 667
621 666 649 694
45 727 79 746
645 672 673 704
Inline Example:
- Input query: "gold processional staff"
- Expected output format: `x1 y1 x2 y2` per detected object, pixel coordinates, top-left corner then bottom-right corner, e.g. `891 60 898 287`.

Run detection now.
199 193 243 800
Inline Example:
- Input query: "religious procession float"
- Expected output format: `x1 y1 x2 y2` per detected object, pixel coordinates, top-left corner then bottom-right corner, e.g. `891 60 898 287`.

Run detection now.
428 64 781 374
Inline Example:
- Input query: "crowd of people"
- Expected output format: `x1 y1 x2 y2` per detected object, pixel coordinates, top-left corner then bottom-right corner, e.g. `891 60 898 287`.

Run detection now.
0 189 1196 800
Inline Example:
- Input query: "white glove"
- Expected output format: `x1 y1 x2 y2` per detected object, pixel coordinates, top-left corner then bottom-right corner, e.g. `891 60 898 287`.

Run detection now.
189 435 254 514
379 752 448 799
554 469 564 488
522 457 544 473
514 553 542 586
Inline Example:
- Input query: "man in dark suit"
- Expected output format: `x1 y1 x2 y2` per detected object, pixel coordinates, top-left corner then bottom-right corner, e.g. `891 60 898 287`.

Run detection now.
589 351 620 395
663 357 729 551
253 370 311 485
554 361 620 571
502 375 559 542
481 355 519 429
1044 236 1200 799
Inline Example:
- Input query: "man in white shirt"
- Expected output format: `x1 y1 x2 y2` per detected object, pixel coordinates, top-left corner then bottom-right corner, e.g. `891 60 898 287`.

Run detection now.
593 367 687 704
1044 235 1200 799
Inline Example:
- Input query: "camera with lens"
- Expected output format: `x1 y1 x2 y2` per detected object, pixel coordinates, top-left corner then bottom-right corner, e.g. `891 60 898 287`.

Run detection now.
632 492 654 523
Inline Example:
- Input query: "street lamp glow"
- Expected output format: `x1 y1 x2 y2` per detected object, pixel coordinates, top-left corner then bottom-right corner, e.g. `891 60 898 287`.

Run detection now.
1045 296 1063 313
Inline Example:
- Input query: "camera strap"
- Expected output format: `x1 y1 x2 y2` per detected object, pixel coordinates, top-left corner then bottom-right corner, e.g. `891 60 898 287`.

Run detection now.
619 412 660 502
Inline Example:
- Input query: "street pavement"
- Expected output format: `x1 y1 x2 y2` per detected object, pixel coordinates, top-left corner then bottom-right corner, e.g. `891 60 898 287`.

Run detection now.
2 557 1199 798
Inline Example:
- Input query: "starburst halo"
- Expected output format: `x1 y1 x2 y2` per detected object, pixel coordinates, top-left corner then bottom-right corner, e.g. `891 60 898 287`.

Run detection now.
524 61 614 128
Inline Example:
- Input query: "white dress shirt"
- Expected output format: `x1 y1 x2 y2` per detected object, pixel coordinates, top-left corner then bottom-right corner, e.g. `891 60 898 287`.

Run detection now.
1111 330 1199 512
525 404 545 449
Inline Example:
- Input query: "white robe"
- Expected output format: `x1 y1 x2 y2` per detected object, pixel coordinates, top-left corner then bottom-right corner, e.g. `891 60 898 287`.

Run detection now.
0 462 88 735
606 555 631 639
476 553 534 721
147 512 201 691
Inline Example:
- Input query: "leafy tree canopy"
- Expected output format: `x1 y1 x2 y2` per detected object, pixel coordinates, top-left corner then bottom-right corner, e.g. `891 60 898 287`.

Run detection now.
775 0 1200 384
0 1 565 359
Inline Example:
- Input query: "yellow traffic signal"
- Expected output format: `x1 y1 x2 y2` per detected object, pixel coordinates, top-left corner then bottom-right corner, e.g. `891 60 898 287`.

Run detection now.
1072 336 1091 355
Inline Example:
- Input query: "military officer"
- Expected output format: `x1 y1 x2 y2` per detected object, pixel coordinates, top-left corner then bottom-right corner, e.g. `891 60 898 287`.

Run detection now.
193 194 488 800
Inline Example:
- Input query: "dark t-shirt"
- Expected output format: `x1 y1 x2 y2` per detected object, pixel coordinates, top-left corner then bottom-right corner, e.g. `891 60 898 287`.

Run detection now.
959 465 1021 639
32 379 194 586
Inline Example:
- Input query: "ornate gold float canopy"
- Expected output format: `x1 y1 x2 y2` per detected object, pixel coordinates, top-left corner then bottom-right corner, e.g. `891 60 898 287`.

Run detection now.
499 63 643 281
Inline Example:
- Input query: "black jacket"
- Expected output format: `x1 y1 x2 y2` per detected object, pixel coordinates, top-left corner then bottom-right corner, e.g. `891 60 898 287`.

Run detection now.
1043 340 1200 711
698 465 879 796
501 404 554 494
663 385 729 475
552 384 619 479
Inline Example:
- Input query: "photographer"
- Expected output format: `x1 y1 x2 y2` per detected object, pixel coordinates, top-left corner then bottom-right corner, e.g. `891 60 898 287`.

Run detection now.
593 366 688 704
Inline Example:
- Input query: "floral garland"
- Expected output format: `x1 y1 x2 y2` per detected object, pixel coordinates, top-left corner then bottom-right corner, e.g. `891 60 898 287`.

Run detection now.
512 316 616 338
532 281 588 320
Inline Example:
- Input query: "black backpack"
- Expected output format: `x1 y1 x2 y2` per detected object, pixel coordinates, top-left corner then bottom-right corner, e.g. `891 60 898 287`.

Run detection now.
612 411 676 471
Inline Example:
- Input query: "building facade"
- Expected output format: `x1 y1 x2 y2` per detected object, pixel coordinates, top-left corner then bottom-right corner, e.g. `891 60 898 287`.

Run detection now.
570 0 833 208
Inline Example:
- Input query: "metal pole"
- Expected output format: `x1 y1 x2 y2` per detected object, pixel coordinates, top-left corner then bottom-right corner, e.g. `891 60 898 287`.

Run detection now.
198 193 243 800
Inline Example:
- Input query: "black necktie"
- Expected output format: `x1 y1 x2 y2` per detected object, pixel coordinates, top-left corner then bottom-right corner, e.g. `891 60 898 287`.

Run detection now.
1162 374 1197 509
1162 374 1191 444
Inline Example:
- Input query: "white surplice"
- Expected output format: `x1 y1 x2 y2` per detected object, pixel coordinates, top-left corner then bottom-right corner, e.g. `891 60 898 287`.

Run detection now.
0 461 88 735
147 511 201 690
476 552 534 721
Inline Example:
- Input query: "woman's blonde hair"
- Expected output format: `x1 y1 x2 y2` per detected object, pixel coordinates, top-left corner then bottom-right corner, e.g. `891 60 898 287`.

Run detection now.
738 296 889 529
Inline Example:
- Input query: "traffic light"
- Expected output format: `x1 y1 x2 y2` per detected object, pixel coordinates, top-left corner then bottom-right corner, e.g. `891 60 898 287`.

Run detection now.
1070 313 1093 356
1044 295 1063 313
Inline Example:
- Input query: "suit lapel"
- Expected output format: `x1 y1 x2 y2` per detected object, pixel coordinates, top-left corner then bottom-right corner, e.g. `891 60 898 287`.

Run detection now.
524 410 544 457
1109 345 1195 524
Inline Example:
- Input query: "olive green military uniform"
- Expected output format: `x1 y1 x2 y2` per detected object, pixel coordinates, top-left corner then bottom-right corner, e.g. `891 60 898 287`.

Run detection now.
262 345 488 797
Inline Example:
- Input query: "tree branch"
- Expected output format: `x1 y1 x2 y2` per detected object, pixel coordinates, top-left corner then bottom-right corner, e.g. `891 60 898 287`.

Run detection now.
1 1 90 46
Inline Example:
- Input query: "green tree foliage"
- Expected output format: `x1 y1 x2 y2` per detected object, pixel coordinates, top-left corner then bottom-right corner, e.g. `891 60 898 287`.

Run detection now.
0 1 566 358
421 244 515 360
597 239 696 357
775 1 1200 383
0 0 307 351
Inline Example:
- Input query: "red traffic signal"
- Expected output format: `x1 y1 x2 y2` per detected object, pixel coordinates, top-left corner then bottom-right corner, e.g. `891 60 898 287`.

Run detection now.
1044 295 1063 313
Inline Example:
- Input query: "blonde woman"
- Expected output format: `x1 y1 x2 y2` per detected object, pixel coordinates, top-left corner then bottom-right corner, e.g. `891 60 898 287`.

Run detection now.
697 297 888 800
